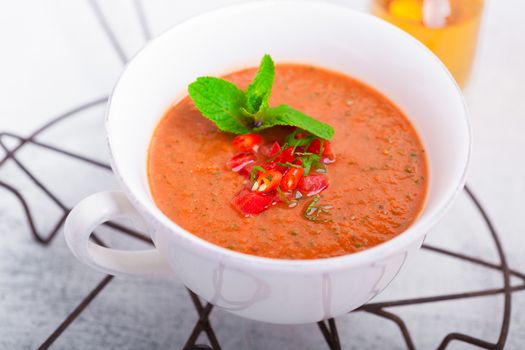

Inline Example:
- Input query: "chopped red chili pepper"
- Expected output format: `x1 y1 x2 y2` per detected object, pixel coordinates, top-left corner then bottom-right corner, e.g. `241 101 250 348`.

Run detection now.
252 170 282 193
281 167 305 191
297 175 329 196
232 134 263 153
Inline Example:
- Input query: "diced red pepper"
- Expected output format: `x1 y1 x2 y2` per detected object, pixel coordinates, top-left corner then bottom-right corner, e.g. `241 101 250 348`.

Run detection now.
231 189 273 217
260 141 281 158
275 164 287 174
241 162 256 177
228 131 335 217
281 167 305 191
308 139 335 163
226 152 256 172
273 146 295 173
297 175 329 196
307 139 322 155
275 146 295 163
252 170 282 193
322 141 335 163
262 162 277 171
232 134 263 153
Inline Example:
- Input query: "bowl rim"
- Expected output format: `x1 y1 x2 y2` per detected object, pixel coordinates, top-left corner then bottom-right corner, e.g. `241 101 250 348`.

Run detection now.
105 0 471 273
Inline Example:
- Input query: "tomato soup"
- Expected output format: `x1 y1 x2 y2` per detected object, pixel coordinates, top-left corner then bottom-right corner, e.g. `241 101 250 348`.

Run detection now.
148 65 428 259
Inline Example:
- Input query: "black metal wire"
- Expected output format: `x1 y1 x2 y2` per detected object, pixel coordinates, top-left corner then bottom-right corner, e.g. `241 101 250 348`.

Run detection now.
186 291 221 350
37 276 114 350
0 98 107 168
0 1 522 349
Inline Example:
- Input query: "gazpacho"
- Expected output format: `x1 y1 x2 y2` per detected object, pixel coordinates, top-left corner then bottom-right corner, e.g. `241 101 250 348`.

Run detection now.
148 55 428 259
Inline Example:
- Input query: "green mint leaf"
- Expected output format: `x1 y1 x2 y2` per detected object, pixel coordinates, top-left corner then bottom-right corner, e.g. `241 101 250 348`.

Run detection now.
245 54 275 114
188 77 252 134
257 104 335 140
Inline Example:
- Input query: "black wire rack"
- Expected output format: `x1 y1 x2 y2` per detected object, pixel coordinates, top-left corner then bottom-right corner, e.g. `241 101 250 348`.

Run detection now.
1 1 523 349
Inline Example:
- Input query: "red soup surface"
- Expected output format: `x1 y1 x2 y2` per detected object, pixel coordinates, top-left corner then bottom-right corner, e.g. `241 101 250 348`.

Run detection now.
148 64 428 260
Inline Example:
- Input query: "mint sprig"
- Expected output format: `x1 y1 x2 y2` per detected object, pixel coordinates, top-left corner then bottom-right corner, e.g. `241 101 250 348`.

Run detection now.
188 55 334 140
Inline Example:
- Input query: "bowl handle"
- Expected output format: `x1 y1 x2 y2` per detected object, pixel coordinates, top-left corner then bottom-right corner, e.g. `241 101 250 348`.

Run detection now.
64 191 172 276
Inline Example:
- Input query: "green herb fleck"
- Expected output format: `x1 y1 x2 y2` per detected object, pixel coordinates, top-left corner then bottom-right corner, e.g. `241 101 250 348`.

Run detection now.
298 153 322 176
249 165 266 183
304 195 333 222
276 162 302 169
414 175 425 184
276 187 295 206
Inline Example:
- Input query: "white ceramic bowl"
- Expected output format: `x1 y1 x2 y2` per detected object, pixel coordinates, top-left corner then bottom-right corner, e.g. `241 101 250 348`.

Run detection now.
64 1 470 324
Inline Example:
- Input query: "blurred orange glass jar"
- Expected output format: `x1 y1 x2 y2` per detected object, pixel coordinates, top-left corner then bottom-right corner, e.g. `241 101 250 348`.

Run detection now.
372 0 484 88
